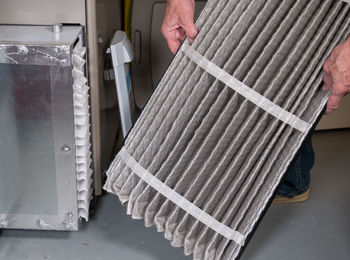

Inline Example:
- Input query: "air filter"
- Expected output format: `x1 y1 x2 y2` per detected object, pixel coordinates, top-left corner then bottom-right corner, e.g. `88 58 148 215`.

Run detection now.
104 0 350 259
72 46 94 221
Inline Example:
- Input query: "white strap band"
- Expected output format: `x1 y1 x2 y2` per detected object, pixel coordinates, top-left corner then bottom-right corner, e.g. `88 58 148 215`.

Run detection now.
181 42 311 133
118 147 246 246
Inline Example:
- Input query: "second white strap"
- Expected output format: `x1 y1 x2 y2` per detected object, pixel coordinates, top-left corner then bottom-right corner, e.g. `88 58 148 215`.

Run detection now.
118 147 246 246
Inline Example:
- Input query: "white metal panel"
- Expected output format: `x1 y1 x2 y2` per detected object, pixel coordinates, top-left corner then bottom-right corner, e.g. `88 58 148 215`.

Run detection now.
0 0 86 25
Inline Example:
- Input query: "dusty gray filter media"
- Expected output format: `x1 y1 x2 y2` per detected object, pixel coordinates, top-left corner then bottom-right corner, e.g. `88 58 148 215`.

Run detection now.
104 0 350 259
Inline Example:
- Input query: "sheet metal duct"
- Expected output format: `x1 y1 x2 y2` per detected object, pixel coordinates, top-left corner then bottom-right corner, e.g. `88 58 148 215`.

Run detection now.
0 25 92 229
104 0 350 259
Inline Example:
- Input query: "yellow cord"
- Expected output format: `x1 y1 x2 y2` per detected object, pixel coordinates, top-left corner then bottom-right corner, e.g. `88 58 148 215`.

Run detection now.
124 0 132 39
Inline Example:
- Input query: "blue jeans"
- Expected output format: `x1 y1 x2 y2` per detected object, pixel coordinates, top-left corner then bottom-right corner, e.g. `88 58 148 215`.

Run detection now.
277 133 314 197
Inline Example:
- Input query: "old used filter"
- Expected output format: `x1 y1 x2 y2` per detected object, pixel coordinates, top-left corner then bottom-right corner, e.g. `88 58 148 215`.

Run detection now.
104 0 350 259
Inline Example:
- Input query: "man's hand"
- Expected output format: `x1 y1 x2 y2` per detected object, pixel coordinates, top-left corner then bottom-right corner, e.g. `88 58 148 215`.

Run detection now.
161 0 198 54
323 37 350 114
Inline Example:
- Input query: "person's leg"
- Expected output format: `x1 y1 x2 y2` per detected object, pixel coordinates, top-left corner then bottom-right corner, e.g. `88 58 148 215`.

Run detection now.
275 132 314 202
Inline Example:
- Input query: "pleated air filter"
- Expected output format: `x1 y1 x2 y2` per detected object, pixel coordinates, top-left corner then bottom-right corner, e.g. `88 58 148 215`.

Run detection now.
72 46 94 221
104 0 350 259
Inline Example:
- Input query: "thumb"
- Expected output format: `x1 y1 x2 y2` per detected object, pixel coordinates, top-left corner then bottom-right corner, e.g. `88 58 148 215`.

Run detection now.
183 23 198 43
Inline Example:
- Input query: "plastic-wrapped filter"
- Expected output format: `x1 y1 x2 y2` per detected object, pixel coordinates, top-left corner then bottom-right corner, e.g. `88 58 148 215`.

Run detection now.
104 0 350 259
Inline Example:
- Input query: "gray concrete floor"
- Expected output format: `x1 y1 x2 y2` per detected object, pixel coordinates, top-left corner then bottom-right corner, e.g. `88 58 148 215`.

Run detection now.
0 130 349 260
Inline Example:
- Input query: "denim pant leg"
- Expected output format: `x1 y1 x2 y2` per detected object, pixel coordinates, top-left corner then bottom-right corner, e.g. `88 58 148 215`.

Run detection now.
277 133 315 197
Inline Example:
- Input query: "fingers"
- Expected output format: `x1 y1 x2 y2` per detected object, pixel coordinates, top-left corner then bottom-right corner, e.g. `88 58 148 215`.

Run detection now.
323 57 331 74
323 72 332 91
162 25 197 53
166 38 181 54
162 27 186 54
322 39 350 113
326 91 343 114
325 79 349 114
176 27 187 42
323 57 332 91
182 22 198 43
